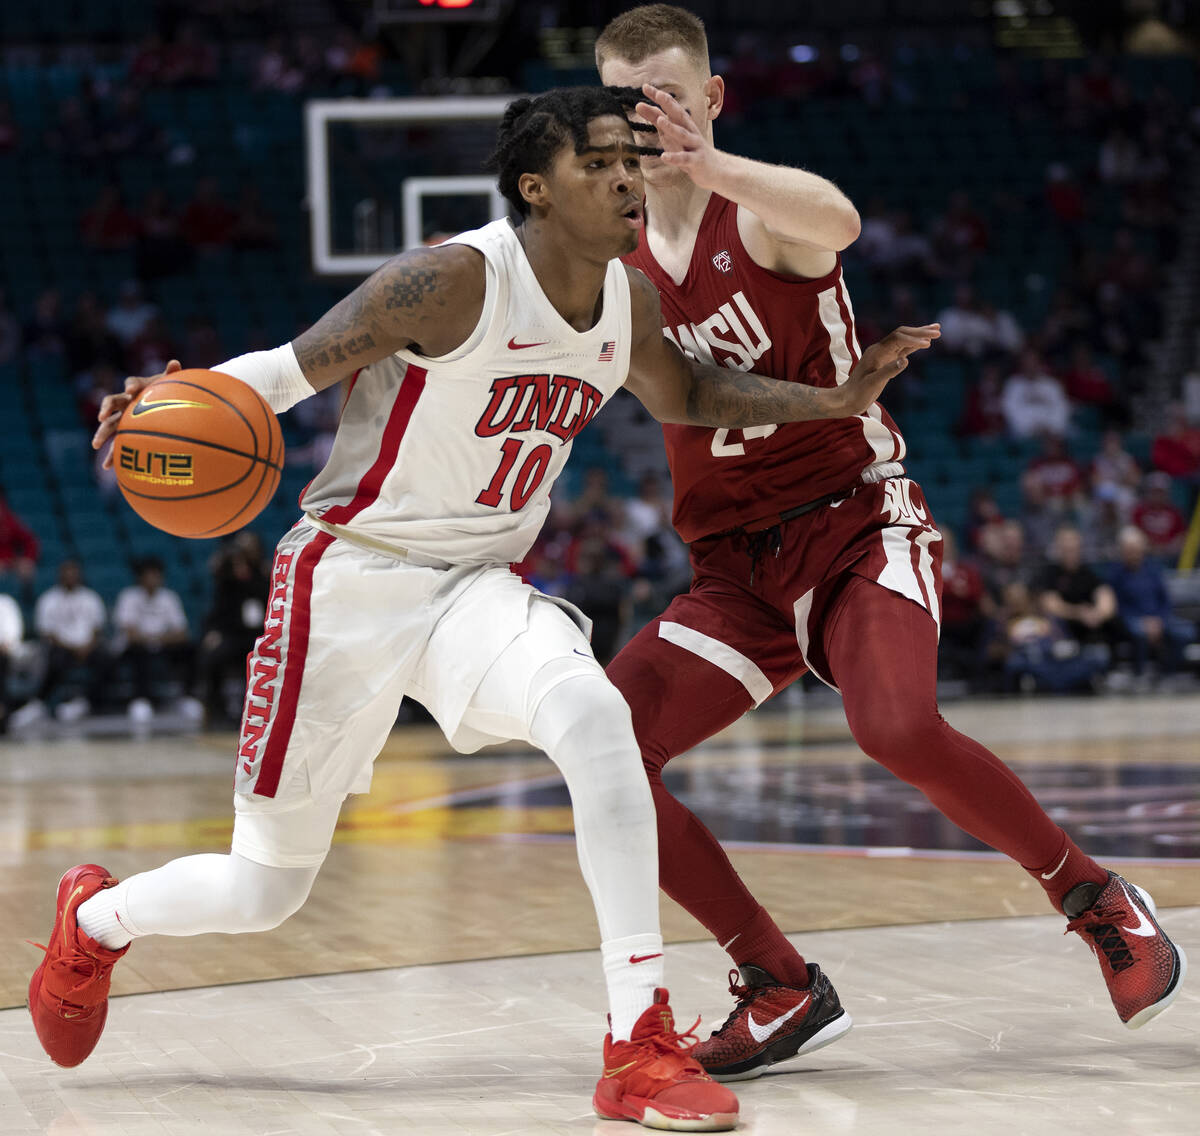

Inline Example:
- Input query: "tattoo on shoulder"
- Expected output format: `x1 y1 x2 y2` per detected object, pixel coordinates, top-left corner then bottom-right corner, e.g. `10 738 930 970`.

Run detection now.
384 264 438 311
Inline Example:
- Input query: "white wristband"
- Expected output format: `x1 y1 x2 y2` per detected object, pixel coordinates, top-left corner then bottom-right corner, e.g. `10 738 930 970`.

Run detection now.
213 343 313 415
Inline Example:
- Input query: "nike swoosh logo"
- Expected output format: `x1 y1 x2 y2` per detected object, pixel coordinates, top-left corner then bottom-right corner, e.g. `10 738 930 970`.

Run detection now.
131 397 212 417
629 952 663 965
603 1060 637 1078
1041 850 1070 880
62 1010 84 1020
1120 885 1157 938
747 995 810 1044
62 885 86 939
573 648 592 658
507 337 549 350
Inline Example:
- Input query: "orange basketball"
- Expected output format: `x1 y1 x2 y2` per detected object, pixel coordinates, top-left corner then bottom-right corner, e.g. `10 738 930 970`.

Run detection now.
113 369 285 538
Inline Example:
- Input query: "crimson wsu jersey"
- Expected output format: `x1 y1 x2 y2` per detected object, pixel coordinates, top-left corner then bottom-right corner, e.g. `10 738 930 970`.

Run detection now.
624 193 905 541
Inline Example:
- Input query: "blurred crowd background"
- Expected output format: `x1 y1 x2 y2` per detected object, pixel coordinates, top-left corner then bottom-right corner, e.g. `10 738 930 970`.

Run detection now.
1 0 1199 732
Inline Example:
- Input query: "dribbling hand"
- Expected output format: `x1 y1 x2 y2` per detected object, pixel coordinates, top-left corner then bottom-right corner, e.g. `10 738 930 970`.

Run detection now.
92 359 182 468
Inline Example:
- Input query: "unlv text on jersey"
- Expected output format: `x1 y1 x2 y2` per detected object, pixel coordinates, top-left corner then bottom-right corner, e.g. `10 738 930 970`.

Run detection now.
474 373 604 444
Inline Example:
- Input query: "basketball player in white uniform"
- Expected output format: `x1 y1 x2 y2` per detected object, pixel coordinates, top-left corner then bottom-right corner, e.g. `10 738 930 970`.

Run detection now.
32 85 935 1131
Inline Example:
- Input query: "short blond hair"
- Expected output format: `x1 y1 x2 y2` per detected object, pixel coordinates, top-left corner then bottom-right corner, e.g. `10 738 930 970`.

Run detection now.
595 4 710 75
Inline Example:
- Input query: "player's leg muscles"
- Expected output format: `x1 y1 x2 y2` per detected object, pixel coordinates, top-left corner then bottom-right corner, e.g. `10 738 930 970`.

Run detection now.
77 795 343 947
824 576 1107 909
607 613 810 983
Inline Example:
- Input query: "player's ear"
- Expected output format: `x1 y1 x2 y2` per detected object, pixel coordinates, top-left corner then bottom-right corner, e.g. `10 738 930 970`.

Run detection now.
518 171 548 212
705 74 724 122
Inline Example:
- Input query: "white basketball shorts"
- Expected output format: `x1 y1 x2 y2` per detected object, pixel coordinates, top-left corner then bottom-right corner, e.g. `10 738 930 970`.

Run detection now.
232 524 602 834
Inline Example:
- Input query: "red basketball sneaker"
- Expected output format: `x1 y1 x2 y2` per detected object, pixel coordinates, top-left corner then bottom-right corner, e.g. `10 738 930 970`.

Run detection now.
1065 872 1186 1029
28 864 129 1067
593 988 739 1131
691 963 851 1082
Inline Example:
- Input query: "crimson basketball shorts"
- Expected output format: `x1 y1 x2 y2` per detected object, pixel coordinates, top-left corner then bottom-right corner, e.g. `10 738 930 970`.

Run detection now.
611 477 942 714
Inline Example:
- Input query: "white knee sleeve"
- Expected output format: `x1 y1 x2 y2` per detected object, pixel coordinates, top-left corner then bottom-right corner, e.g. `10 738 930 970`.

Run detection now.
530 672 659 943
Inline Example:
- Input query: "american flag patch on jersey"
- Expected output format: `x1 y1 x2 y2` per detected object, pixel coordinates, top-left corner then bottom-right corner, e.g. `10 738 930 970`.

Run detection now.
598 340 616 361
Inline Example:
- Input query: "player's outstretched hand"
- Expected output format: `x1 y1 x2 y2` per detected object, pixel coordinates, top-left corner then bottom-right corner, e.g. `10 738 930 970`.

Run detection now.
636 83 722 188
833 325 940 417
92 358 182 468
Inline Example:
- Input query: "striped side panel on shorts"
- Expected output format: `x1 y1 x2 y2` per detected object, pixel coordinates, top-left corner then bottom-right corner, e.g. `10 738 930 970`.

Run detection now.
239 529 335 797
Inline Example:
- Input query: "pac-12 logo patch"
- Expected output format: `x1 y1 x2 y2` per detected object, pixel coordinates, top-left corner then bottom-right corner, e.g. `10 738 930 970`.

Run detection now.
712 249 733 273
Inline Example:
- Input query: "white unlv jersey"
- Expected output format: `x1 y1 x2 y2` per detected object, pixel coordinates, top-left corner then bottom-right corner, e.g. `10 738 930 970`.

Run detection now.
301 220 633 564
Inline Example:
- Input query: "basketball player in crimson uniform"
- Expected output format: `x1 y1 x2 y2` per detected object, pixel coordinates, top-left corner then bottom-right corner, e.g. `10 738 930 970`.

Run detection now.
598 4 1185 1081
29 86 936 1132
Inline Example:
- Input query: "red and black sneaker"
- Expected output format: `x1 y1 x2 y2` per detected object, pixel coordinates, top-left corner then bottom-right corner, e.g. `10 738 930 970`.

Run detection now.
593 988 739 1131
1065 872 1186 1029
28 864 129 1067
691 963 851 1082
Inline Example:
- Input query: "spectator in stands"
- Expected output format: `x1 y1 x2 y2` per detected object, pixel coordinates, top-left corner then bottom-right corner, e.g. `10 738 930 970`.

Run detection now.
1036 525 1118 651
129 32 168 87
964 486 1007 553
23 288 67 357
1058 342 1127 427
0 487 39 598
161 22 220 86
980 518 1037 607
101 88 161 158
230 185 279 250
126 315 176 376
957 361 1007 438
136 188 189 279
0 590 22 731
23 559 107 724
254 34 306 93
66 292 125 377
45 95 100 163
938 529 992 688
1001 349 1072 439
622 472 688 595
1151 402 1200 482
0 288 19 366
1045 163 1085 228
182 315 225 368
114 557 194 723
198 534 269 724
1002 580 1108 694
1099 126 1142 184
929 190 989 279
1109 525 1193 683
80 184 140 252
180 176 236 251
567 466 624 530
105 280 158 345
563 531 633 666
1091 429 1140 509
1039 287 1092 356
1132 471 1187 557
0 99 18 153
1023 434 1085 507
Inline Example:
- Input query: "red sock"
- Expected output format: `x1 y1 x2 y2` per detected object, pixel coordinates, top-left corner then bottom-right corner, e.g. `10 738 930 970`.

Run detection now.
1027 832 1109 914
725 904 810 986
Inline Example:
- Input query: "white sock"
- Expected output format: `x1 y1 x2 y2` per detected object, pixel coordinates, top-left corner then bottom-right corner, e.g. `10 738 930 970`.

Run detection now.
77 879 135 950
603 932 665 1042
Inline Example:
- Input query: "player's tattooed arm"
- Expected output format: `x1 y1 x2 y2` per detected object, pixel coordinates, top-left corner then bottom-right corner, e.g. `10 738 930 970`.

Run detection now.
623 267 939 425
291 244 486 388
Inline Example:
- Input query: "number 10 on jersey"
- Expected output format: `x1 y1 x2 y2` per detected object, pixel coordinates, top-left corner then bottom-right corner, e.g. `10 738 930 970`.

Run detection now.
476 439 553 511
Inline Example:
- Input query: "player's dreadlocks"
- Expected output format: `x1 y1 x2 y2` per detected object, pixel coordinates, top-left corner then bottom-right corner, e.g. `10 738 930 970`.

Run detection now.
485 86 658 216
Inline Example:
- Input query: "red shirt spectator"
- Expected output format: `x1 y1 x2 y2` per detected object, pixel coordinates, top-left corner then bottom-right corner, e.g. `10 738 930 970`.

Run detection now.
1151 404 1200 480
0 492 40 571
942 554 986 629
180 177 236 248
1059 343 1117 408
1132 474 1187 554
80 186 140 251
1024 437 1084 503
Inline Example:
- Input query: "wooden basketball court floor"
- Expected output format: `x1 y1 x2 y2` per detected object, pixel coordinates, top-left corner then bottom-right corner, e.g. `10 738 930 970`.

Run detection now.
1 692 1197 1135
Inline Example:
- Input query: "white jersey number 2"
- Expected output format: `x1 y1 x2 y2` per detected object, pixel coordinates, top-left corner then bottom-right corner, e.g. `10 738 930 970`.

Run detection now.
710 423 778 457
